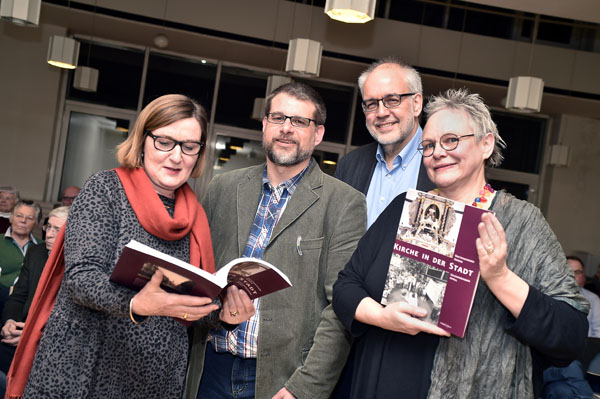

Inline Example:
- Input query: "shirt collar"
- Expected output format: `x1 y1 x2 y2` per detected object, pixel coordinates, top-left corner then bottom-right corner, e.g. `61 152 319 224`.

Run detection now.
375 125 423 167
262 159 312 196
4 226 39 244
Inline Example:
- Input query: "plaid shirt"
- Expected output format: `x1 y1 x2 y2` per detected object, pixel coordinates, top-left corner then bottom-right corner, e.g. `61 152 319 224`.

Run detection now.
210 161 311 358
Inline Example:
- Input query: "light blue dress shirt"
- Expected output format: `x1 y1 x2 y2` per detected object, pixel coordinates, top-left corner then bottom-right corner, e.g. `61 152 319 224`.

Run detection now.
365 126 424 227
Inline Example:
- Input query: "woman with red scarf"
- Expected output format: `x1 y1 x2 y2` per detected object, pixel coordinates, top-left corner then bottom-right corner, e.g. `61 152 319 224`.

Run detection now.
7 94 254 398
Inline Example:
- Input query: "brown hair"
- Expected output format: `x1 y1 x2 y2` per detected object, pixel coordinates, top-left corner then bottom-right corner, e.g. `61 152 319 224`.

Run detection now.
116 94 208 178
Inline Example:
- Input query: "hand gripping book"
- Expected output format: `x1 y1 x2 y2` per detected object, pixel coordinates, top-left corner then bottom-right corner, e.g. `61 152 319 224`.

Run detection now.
110 240 292 301
381 189 491 338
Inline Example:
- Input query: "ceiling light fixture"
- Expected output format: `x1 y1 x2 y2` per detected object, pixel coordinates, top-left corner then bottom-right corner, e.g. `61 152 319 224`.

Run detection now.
0 0 41 27
324 0 376 24
47 35 80 69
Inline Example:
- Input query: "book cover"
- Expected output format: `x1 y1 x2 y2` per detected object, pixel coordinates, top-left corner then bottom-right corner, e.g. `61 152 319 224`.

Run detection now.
110 240 292 302
381 189 491 338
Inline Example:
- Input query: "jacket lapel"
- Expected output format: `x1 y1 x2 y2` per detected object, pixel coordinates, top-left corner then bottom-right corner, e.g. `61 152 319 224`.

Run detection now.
236 166 263 255
268 161 321 246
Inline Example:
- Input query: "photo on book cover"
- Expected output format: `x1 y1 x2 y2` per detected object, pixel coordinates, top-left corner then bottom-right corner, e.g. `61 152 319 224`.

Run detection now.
397 190 464 258
381 255 449 324
136 262 196 295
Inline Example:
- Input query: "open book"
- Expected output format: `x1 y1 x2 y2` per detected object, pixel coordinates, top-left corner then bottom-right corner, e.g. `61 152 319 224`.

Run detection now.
381 189 491 337
110 240 292 301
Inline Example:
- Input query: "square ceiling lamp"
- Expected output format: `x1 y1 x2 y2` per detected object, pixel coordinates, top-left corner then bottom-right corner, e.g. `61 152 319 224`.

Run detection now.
285 38 322 77
324 0 376 23
0 0 40 26
47 35 80 69
74 66 99 92
505 76 544 113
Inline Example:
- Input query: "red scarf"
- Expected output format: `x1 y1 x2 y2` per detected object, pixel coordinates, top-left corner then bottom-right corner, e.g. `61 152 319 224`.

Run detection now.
6 167 214 398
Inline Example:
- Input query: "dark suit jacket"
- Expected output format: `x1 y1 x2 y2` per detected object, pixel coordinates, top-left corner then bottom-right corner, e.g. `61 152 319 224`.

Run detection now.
1 243 48 324
334 141 435 195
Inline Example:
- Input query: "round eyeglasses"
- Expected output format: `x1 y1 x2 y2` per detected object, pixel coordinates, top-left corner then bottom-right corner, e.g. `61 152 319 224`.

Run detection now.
266 113 316 129
146 132 204 156
418 133 475 157
361 93 416 112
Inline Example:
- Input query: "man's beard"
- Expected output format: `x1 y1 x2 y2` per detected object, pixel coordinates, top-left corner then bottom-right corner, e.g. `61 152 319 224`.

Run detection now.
263 139 313 167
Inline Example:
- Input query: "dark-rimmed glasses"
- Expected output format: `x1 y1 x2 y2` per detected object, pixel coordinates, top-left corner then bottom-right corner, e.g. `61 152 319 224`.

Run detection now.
146 132 204 156
266 113 316 129
361 93 416 112
418 133 475 157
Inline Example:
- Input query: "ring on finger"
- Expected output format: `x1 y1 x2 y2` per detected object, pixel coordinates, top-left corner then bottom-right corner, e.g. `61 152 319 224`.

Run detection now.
230 311 239 317
485 243 495 255
183 313 188 320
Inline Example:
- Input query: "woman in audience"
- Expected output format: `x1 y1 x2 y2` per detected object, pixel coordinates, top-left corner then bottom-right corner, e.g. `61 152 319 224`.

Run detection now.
333 88 589 398
9 94 254 398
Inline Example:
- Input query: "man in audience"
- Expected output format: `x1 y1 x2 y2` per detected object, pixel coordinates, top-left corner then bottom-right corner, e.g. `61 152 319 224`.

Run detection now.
569 256 600 337
186 82 366 399
0 206 69 375
542 255 599 398
60 186 80 207
42 186 79 239
0 187 19 234
334 56 434 228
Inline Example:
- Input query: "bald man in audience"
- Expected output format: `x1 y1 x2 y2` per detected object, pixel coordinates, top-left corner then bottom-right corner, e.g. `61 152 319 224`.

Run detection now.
60 186 80 207
0 187 19 234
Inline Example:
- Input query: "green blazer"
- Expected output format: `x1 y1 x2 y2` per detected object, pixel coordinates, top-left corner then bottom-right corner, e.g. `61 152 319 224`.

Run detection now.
186 161 366 399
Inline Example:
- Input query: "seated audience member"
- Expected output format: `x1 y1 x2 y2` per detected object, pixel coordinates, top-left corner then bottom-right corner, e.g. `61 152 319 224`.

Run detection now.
585 264 600 296
0 207 69 378
42 186 80 240
59 186 80 207
0 187 19 234
332 89 589 399
0 201 42 298
543 256 600 398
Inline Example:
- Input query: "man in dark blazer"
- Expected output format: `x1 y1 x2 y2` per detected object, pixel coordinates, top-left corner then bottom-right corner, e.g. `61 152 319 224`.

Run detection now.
0 206 69 374
335 57 434 228
186 82 366 399
332 57 435 398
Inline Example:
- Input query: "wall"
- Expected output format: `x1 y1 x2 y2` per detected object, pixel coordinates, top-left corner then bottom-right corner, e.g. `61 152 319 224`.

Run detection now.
0 21 65 201
544 115 600 261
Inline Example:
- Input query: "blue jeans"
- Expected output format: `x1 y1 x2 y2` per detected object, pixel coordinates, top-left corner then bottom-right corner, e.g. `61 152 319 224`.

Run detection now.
197 343 256 399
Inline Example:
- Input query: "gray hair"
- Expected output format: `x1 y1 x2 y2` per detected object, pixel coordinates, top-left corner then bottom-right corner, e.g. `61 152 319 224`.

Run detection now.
11 200 42 224
265 82 327 126
424 88 506 167
48 206 70 221
0 186 19 201
358 56 423 96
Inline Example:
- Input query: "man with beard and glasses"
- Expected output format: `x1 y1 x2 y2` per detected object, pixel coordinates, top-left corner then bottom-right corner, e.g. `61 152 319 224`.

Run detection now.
334 56 434 228
186 82 366 399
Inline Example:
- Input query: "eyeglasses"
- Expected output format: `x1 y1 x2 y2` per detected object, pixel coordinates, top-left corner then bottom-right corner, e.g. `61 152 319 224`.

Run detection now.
361 93 416 113
146 132 204 156
43 223 62 234
266 113 316 129
418 133 476 157
62 196 77 201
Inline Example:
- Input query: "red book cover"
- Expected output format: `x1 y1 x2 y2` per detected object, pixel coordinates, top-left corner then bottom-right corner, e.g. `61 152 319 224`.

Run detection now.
110 240 292 301
381 189 491 337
